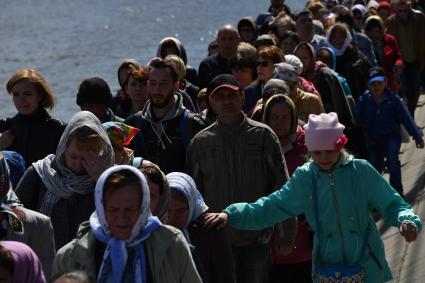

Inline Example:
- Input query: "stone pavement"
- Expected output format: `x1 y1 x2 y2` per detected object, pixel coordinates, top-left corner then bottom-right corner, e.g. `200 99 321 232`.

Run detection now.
378 94 425 283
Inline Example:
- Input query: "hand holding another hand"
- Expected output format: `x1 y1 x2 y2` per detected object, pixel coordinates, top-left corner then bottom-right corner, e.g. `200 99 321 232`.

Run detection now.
400 220 419 243
202 212 229 230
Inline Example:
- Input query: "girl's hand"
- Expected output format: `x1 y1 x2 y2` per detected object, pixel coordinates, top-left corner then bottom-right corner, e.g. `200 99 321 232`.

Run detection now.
0 130 15 150
202 212 228 230
82 151 108 180
400 220 419 243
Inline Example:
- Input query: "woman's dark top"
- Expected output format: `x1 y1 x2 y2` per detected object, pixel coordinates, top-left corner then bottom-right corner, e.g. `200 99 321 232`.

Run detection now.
0 108 65 167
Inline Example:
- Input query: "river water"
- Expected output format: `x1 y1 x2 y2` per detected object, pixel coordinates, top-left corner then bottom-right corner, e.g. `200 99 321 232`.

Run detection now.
0 0 301 121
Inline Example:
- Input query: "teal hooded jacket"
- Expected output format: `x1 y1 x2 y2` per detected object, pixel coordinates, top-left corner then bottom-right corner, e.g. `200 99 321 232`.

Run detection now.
225 153 422 282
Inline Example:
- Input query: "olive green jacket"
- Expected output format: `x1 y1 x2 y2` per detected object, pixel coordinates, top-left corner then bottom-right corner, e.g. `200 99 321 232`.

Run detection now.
52 222 202 282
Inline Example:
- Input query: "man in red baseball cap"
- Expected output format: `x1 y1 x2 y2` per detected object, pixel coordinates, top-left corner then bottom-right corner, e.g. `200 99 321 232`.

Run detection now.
187 74 293 283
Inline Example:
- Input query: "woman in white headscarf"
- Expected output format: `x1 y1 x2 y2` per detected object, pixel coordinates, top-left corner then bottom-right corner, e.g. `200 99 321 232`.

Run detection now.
167 172 235 283
52 165 202 283
15 111 114 249
325 22 372 101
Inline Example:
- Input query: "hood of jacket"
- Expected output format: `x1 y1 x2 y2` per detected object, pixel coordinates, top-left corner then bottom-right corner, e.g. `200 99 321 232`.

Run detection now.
141 93 186 123
156 37 188 65
237 16 257 33
140 93 187 149
317 46 337 70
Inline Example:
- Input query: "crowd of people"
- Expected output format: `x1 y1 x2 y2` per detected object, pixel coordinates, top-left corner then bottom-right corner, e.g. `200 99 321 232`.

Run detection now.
0 0 425 282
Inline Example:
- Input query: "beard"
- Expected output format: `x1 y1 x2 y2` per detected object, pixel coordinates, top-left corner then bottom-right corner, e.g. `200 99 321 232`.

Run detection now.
151 90 175 109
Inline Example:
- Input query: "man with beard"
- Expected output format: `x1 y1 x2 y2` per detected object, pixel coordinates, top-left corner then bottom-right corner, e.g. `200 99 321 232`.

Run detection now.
125 58 206 173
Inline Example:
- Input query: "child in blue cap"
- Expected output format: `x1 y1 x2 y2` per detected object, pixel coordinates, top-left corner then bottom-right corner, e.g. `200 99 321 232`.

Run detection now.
353 66 424 196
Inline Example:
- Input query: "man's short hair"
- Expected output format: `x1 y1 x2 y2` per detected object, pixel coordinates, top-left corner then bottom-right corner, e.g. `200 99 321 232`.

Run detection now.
148 58 179 83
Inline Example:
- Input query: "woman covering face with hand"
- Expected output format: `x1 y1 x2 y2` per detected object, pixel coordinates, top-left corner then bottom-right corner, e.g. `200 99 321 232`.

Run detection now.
15 111 114 249
52 165 202 283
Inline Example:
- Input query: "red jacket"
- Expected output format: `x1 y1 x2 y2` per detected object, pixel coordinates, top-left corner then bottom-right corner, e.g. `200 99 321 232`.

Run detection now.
381 33 403 93
271 127 313 264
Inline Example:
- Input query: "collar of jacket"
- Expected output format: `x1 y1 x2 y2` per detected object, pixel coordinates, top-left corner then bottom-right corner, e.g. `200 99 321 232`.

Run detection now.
310 151 353 174
17 107 50 122
365 87 395 104
141 93 185 124
216 112 247 135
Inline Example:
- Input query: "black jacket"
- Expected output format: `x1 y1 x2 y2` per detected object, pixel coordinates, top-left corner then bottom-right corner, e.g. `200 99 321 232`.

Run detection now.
0 109 65 167
314 66 355 128
125 94 206 174
15 166 95 250
197 53 232 89
335 46 372 101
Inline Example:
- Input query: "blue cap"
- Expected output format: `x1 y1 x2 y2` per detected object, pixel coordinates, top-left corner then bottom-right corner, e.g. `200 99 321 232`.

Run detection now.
367 67 386 84
368 76 385 84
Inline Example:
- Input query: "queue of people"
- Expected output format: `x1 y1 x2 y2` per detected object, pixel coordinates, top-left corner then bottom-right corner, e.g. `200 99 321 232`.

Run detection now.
1 0 425 282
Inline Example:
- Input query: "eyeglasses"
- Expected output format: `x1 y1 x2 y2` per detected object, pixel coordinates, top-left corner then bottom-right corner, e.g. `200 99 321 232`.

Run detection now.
257 61 271 67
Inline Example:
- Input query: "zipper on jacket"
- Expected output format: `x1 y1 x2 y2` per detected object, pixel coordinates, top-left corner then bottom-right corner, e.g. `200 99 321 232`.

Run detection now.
327 172 348 263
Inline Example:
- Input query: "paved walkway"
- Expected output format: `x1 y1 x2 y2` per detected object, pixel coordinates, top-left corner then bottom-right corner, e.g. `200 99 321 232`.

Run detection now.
379 94 425 282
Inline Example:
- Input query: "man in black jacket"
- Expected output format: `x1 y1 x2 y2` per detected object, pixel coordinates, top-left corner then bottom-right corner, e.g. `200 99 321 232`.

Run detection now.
197 25 240 89
126 59 206 173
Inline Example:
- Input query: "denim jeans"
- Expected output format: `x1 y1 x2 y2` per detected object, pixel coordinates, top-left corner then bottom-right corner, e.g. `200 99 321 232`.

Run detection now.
232 243 271 283
367 134 403 194
400 61 421 118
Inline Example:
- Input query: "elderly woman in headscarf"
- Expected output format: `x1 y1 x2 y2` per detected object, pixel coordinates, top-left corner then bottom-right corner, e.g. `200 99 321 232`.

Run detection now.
293 43 354 128
0 241 46 283
52 165 202 283
325 23 372 159
0 152 55 278
15 111 114 250
325 22 372 101
166 172 235 283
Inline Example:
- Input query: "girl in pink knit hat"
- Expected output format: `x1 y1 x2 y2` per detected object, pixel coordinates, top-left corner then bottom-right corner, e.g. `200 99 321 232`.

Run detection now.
204 112 421 282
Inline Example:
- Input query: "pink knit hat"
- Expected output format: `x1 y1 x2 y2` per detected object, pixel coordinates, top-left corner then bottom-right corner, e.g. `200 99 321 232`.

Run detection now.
304 112 347 151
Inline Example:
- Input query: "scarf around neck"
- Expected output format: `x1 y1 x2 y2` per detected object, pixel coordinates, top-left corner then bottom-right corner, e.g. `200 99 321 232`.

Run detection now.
33 111 114 216
90 165 160 283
